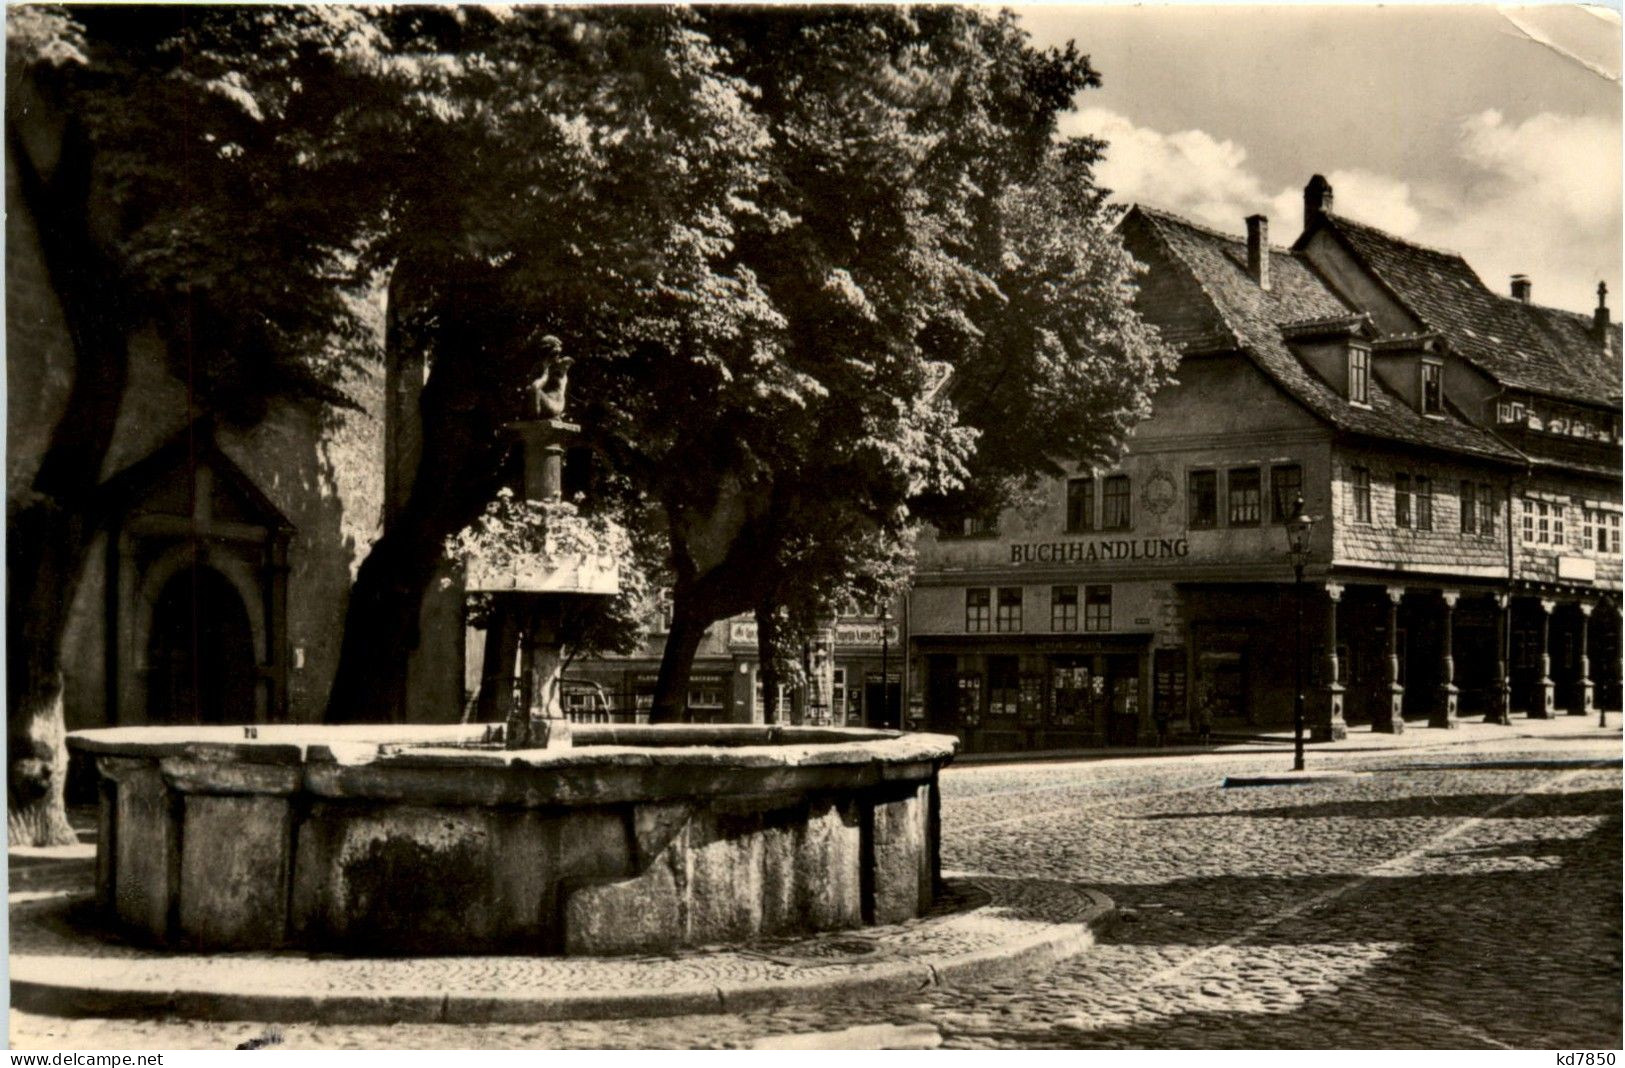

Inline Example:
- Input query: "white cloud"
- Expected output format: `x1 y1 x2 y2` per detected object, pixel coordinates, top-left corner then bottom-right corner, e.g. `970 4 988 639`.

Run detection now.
1068 107 1421 239
1065 106 1620 312
1269 170 1422 239
1433 110 1621 309
1064 107 1270 233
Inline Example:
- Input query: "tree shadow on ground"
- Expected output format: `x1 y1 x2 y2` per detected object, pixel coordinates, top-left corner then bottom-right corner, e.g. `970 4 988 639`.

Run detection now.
1135 788 1618 821
965 806 1621 1049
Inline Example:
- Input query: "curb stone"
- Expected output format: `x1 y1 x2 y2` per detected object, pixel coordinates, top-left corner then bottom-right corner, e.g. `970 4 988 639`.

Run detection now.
1222 770 1369 788
10 878 1114 1025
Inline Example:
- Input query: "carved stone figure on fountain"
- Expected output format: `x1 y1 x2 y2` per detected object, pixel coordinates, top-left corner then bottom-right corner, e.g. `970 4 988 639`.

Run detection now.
527 334 573 421
457 336 620 750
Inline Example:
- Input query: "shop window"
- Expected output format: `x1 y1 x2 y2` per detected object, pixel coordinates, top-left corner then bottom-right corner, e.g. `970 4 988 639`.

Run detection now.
1477 483 1495 536
1228 467 1262 526
1395 473 1412 528
1066 477 1095 533
1421 361 1443 415
1270 464 1302 523
752 673 791 719
965 588 991 632
1019 673 1045 726
1084 585 1112 632
1415 475 1433 531
987 656 1020 720
832 667 847 721
689 684 725 715
1196 646 1247 721
1048 660 1092 728
1101 475 1131 530
956 673 982 728
1188 470 1217 528
1352 467 1372 524
1349 346 1370 404
995 587 1023 633
1051 585 1078 632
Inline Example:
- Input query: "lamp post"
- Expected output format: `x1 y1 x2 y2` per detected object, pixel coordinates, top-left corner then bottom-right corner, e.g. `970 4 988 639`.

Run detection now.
1286 496 1316 773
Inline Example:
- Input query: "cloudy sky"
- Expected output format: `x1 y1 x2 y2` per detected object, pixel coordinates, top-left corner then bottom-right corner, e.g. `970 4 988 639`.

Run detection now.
1018 4 1622 315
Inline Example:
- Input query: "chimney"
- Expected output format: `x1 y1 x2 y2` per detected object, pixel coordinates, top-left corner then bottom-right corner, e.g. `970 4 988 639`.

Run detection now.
1304 174 1333 231
1246 214 1270 291
1510 274 1531 303
1594 281 1611 341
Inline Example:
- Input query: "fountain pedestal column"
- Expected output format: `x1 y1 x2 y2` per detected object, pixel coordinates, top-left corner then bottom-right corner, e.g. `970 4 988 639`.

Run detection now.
498 416 581 750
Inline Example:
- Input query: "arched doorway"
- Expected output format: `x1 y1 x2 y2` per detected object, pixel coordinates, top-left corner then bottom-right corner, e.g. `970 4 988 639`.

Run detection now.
146 565 258 725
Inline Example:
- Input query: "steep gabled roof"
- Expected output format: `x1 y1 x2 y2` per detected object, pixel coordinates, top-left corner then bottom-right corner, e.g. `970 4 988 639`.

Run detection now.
1309 213 1620 407
1124 206 1523 464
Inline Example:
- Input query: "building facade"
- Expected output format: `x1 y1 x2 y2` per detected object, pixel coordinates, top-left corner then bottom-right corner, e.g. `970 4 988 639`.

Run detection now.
908 176 1622 753
563 603 904 727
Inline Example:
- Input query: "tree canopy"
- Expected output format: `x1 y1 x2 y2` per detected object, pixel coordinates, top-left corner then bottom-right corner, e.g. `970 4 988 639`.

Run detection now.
583 8 1181 717
7 4 1178 836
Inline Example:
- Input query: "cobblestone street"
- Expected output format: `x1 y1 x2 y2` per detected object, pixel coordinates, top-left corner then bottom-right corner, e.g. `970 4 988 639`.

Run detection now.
14 730 1621 1050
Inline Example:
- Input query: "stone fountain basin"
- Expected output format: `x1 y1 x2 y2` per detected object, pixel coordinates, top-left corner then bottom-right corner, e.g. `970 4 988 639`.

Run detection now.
68 724 957 956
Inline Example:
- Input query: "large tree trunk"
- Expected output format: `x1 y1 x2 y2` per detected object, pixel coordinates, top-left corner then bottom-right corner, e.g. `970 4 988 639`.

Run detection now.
324 410 510 722
473 606 521 723
8 498 91 846
6 119 130 845
323 521 452 722
648 508 778 722
323 275 534 723
651 603 709 724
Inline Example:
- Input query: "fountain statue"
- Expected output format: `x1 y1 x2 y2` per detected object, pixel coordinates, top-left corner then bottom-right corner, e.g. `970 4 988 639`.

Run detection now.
464 337 606 750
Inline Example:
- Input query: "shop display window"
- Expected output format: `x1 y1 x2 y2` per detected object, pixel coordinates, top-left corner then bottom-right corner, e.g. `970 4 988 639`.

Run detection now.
956 673 982 727
1018 673 1045 725
987 655 1020 718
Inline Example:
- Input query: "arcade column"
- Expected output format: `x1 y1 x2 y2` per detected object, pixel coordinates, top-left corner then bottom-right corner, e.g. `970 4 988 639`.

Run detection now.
1429 590 1460 729
1375 586 1405 734
1312 582 1348 742
1572 602 1594 717
1486 592 1512 725
1532 599 1557 718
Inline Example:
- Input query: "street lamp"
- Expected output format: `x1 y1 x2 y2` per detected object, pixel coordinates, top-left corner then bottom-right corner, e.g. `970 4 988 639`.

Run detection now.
1285 496 1316 773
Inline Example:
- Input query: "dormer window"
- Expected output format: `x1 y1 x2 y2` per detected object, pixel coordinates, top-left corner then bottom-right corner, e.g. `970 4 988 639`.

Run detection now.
1421 360 1443 416
1349 345 1370 405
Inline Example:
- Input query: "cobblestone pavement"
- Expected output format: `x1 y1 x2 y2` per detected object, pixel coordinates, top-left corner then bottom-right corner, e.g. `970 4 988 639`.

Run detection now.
14 731 1621 1050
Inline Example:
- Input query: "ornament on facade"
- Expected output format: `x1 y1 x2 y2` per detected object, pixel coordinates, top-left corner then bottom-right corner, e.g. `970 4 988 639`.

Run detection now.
1142 466 1177 517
